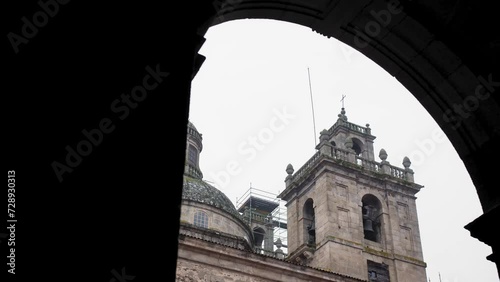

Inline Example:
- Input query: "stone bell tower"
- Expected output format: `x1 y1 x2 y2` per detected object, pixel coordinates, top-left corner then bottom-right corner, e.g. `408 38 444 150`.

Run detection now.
278 108 427 282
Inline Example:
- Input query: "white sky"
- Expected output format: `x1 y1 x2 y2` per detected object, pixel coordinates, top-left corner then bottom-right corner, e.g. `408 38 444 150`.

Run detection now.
188 19 499 282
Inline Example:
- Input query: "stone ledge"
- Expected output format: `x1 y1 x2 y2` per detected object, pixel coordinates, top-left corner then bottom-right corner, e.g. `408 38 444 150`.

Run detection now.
324 235 364 250
393 254 427 267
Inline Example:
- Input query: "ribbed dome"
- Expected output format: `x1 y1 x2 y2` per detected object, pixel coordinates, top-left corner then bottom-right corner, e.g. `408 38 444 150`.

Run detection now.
182 175 241 219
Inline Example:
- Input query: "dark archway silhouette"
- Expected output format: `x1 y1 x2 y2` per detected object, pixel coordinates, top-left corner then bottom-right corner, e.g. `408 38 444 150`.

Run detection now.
6 1 498 280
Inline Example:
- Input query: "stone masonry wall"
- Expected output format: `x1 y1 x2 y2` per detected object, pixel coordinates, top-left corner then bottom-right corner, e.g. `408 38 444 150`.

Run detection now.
287 163 427 281
176 235 366 282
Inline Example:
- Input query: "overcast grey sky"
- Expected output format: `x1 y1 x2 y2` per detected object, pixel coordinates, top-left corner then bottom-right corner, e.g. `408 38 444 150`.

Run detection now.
188 19 498 282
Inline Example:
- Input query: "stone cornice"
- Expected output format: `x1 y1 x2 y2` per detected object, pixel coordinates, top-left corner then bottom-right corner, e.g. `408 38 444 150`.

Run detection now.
280 156 423 203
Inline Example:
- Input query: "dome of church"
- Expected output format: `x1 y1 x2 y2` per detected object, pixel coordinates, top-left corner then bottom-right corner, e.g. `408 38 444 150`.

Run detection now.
187 120 197 131
181 121 252 246
181 175 253 246
182 175 241 220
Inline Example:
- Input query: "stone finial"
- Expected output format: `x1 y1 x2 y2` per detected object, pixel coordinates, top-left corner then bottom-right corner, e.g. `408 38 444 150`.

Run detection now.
285 164 295 186
403 156 414 182
379 149 388 161
403 156 411 169
366 123 371 134
319 129 329 142
274 238 282 249
337 108 348 121
275 241 285 259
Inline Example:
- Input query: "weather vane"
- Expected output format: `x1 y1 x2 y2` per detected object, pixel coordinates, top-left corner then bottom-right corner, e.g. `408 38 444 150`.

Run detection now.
340 94 346 108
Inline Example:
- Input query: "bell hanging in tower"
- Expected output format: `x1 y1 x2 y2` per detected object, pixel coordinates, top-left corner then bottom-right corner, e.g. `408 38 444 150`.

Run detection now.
363 217 375 233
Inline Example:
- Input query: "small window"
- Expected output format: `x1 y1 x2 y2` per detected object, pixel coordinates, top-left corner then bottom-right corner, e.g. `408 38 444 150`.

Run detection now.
188 144 198 165
367 260 389 282
193 211 208 228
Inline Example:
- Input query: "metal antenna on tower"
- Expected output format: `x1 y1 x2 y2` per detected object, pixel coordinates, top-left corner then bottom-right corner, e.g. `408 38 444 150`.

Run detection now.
307 67 317 147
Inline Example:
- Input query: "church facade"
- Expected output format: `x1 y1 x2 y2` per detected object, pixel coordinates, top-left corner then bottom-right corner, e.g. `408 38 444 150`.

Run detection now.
176 109 427 282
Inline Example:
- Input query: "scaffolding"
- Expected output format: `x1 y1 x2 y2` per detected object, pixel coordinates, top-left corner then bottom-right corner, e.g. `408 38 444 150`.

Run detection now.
236 186 288 257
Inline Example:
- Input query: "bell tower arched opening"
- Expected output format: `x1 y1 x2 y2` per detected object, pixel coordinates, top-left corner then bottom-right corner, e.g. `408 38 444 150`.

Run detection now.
362 194 383 243
303 198 315 246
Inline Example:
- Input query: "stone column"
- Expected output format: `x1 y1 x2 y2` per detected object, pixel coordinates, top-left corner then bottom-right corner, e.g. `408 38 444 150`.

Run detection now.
317 129 333 157
345 138 356 163
264 219 275 252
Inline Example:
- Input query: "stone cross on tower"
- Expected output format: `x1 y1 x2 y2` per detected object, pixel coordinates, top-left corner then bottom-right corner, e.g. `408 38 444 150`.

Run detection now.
340 94 346 108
